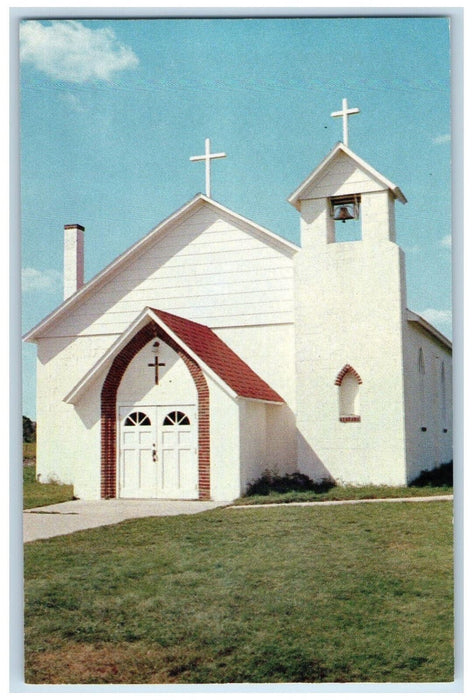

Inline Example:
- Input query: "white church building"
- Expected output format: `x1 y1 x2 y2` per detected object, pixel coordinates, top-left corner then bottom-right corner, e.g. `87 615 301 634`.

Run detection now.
24 107 452 501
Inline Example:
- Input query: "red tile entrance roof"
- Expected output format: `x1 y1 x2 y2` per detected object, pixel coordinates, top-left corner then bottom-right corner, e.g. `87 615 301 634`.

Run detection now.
151 308 285 403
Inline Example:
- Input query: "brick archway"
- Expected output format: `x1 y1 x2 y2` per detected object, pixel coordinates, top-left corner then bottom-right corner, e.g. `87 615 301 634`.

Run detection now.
334 364 363 386
100 321 210 499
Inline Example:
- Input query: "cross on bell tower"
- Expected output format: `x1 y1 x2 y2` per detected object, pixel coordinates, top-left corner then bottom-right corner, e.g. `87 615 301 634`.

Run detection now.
330 98 360 147
190 138 227 198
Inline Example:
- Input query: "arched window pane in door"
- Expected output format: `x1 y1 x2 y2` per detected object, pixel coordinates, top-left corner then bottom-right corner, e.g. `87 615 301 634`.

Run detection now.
124 411 151 426
163 410 190 426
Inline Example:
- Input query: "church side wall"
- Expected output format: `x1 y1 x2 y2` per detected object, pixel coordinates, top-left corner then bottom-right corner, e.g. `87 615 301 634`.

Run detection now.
403 322 453 482
35 335 114 498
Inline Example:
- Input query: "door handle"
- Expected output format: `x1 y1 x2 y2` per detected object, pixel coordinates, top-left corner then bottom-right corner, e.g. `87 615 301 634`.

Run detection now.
152 443 157 463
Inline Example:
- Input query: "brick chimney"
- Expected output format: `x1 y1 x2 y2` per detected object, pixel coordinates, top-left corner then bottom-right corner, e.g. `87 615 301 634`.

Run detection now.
63 224 84 299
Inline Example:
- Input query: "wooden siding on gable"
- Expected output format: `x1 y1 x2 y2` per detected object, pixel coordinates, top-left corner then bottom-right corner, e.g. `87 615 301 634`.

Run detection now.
47 205 295 338
304 153 385 200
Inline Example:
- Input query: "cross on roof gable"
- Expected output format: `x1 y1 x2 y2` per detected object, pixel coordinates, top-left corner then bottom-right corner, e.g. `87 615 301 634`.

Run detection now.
288 142 407 211
189 138 227 198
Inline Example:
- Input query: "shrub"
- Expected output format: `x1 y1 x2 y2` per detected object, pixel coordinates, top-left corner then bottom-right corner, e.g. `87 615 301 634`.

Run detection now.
409 461 453 487
23 416 36 443
245 469 335 496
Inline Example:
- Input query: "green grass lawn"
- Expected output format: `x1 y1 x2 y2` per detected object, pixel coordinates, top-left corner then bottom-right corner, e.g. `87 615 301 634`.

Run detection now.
24 501 454 685
23 444 74 510
23 442 36 461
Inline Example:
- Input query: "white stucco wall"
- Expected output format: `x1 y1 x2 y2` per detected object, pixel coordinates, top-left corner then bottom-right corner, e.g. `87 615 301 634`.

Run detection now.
239 401 267 494
215 323 296 410
265 403 298 474
116 340 197 407
35 334 115 497
69 376 102 499
403 321 453 482
238 400 298 496
208 380 241 501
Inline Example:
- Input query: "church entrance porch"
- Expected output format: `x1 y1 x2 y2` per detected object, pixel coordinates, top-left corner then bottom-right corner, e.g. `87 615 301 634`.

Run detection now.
118 405 198 499
84 308 285 501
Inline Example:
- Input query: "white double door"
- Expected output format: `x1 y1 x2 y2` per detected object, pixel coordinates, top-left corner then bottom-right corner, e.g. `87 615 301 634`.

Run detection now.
119 405 198 499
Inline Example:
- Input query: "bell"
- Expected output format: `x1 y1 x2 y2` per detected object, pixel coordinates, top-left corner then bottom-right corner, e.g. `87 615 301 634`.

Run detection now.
333 205 354 223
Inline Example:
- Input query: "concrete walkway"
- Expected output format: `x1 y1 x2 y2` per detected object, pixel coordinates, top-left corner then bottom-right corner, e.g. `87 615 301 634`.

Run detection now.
230 494 453 509
23 499 230 542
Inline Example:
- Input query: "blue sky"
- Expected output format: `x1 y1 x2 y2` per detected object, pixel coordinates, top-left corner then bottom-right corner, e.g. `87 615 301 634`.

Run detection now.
19 16 453 419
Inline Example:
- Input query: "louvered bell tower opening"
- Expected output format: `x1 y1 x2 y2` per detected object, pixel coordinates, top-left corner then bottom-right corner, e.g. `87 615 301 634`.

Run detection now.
330 194 361 242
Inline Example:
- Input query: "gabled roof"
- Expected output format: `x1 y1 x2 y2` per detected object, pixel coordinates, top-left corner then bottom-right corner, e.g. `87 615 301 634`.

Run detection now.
288 142 407 211
407 309 452 350
24 193 298 343
64 307 285 405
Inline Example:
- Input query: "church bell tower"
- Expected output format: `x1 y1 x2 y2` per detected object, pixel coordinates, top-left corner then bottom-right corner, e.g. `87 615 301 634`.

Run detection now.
289 102 410 486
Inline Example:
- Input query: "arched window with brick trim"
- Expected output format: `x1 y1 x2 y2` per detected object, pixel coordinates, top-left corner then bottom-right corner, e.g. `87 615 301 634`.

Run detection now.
335 364 362 422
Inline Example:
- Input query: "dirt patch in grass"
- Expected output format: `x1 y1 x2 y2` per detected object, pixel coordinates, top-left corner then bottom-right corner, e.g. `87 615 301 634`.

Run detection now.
25 640 179 684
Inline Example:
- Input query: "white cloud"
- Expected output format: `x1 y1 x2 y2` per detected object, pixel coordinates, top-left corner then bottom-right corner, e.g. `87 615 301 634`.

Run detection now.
61 93 87 112
22 268 62 292
440 234 452 249
433 134 451 145
20 20 139 83
419 308 452 330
